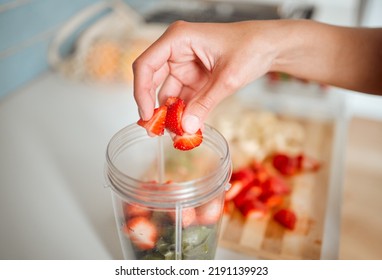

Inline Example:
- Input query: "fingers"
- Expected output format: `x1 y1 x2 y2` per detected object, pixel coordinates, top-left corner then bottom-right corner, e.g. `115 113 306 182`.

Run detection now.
133 38 171 120
157 75 183 105
182 72 239 134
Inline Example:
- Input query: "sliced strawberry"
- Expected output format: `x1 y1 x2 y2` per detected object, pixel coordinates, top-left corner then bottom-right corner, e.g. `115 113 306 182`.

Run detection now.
196 198 222 225
238 200 267 219
233 185 262 208
165 96 179 107
273 208 297 230
261 176 290 197
263 195 284 209
165 97 185 135
173 129 203 151
168 207 196 228
123 202 151 219
137 105 167 136
272 153 299 176
251 160 270 184
123 216 158 250
272 153 321 176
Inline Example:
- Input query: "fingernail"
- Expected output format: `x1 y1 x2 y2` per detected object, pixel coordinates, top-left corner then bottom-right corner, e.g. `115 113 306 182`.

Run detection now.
183 115 200 134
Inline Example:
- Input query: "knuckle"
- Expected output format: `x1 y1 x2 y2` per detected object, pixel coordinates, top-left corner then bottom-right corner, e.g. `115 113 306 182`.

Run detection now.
220 68 242 91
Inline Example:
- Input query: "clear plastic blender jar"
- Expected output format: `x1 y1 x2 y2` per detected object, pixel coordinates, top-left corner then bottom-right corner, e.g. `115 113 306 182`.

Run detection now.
105 123 232 260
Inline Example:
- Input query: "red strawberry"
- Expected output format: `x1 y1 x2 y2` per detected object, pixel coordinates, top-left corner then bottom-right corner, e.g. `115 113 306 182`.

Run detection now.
123 202 151 219
165 97 185 135
173 129 203 151
137 105 167 136
263 195 284 209
272 153 321 176
123 216 158 250
233 185 262 208
238 200 267 219
251 160 270 183
260 176 290 199
196 198 222 225
273 208 297 230
165 96 179 107
272 153 299 176
168 207 196 228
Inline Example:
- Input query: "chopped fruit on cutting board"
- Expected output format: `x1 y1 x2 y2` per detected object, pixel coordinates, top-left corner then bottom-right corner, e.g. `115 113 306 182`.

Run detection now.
137 97 203 151
224 154 320 230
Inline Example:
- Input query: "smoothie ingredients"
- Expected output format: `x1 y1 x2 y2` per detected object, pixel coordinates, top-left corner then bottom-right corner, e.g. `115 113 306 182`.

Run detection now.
137 106 167 136
121 200 220 260
137 97 203 150
123 216 158 250
273 209 297 230
225 153 320 230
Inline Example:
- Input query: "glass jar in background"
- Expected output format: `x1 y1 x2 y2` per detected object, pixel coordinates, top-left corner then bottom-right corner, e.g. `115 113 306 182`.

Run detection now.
105 123 232 260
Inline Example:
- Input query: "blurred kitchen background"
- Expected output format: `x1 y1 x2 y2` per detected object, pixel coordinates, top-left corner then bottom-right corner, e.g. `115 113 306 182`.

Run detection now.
0 0 381 260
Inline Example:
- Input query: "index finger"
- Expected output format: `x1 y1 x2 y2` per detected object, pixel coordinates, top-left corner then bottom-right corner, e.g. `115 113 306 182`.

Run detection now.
132 37 172 120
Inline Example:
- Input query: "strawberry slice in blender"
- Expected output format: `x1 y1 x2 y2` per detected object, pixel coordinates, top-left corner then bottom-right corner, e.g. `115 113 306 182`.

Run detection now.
123 216 158 250
196 198 222 225
168 207 196 228
123 202 151 219
173 129 203 151
273 208 297 230
137 105 167 136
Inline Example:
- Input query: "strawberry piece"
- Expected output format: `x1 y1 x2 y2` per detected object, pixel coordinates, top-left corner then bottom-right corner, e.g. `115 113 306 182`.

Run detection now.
123 202 151 219
165 97 185 135
251 160 270 184
196 198 222 225
238 200 267 219
272 153 299 176
260 176 290 198
233 185 262 208
165 96 179 107
273 208 297 230
168 207 196 228
263 195 284 209
173 129 203 151
123 216 158 250
137 105 167 136
272 153 321 176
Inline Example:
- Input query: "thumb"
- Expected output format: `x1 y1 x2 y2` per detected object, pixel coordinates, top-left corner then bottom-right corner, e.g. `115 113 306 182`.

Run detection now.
182 75 236 134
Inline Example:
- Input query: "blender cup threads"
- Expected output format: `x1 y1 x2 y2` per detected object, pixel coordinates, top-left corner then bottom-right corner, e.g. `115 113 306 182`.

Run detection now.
105 123 232 260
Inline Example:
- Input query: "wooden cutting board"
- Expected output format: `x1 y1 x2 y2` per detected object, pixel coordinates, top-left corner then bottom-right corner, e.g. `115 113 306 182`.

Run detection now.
218 118 334 260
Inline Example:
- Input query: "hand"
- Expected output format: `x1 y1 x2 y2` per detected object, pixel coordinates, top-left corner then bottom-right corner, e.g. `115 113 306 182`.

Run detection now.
132 20 278 133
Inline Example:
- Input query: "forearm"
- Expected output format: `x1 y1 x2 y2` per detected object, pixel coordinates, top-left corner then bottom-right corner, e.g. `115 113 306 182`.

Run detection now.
269 20 382 95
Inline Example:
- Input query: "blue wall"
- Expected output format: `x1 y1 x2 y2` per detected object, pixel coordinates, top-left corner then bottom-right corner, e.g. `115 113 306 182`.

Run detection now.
0 0 154 100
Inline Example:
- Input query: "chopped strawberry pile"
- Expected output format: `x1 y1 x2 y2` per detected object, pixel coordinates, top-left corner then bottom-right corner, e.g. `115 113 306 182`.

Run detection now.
225 153 320 230
137 97 203 151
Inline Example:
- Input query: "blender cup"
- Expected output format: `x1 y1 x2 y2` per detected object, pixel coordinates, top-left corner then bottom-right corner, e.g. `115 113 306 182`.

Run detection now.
105 123 232 260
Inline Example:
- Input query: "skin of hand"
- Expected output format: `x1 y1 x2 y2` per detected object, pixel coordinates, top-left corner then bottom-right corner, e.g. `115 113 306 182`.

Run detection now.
133 20 382 134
